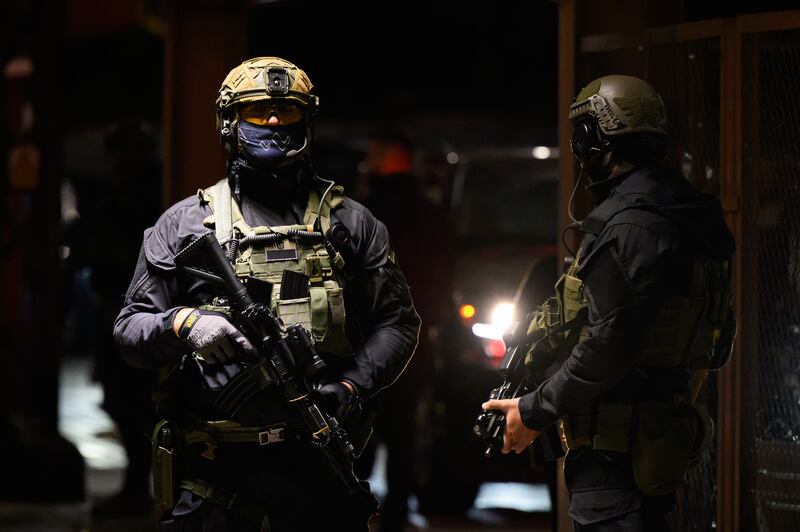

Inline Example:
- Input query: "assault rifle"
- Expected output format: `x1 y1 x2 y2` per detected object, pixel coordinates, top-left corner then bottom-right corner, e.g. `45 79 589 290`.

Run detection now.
174 232 368 497
473 297 569 461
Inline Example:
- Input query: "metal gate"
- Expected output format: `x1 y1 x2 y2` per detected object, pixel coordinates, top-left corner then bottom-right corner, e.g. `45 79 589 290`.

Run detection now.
740 23 800 532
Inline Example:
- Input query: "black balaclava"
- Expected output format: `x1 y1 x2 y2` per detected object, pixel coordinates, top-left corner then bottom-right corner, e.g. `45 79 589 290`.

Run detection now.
227 155 313 209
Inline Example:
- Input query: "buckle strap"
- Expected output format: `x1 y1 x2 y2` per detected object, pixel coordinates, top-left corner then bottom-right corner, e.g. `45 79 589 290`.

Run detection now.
184 421 290 445
179 478 267 525
257 426 287 445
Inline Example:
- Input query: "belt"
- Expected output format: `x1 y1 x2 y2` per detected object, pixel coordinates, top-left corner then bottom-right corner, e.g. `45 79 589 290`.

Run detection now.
185 420 292 445
560 402 634 453
184 420 294 460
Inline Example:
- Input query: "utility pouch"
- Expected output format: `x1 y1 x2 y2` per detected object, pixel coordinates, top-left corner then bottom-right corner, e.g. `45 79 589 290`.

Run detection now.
152 420 180 509
631 403 700 496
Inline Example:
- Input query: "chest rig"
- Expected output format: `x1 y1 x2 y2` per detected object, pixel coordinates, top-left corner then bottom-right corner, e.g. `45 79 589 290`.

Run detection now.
555 217 734 372
197 179 351 356
548 208 735 496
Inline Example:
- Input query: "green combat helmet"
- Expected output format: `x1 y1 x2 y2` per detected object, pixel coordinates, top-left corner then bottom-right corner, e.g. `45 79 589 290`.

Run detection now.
215 57 318 153
569 75 667 165
569 74 667 136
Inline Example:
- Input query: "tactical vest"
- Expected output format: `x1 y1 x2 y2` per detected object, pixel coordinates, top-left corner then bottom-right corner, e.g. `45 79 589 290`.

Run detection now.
550 207 735 496
556 249 733 370
196 179 351 355
150 179 356 514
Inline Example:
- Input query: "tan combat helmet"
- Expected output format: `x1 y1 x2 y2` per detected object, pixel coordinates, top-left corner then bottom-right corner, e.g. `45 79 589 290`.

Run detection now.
215 57 318 152
569 75 667 137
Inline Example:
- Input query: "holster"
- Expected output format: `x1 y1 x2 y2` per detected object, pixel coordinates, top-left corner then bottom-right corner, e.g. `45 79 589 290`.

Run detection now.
152 419 181 509
631 402 711 496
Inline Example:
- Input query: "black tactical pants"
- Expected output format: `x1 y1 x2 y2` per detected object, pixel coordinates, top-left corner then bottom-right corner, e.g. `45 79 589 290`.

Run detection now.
159 437 377 531
565 448 674 532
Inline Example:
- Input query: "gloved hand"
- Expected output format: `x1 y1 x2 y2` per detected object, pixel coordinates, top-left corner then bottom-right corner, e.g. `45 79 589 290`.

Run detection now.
316 381 360 425
175 308 256 364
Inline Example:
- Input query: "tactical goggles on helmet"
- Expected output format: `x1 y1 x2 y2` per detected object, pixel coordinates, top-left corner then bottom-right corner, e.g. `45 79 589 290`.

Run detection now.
239 102 304 125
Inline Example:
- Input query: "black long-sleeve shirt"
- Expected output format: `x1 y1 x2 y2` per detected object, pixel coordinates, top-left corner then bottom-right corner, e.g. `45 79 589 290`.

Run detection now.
113 184 420 398
519 165 735 430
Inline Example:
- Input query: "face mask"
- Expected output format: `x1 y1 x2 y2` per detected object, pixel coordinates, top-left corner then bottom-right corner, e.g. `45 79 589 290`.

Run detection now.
237 120 307 169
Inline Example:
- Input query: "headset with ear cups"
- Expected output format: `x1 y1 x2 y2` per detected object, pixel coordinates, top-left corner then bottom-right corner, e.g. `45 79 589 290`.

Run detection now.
570 117 608 166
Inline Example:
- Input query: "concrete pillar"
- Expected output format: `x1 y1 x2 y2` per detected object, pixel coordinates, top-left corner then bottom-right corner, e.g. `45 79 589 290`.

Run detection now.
162 0 247 206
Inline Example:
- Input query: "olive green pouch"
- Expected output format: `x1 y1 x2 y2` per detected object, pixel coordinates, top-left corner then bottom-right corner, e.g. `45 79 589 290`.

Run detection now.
631 403 701 496
277 297 312 332
152 420 179 509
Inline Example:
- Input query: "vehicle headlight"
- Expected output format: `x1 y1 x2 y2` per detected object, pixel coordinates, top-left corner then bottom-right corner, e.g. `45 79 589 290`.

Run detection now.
489 302 515 334
470 301 516 341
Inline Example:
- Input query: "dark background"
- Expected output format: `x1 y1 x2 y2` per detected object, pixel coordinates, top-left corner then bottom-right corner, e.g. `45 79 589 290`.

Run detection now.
2 0 800 530
245 1 558 135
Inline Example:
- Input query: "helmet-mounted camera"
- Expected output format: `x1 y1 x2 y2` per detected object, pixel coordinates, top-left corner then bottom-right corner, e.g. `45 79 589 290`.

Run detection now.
266 67 290 95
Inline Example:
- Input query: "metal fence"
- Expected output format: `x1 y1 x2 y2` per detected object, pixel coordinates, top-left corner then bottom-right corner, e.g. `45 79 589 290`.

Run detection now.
650 38 722 532
741 27 800 532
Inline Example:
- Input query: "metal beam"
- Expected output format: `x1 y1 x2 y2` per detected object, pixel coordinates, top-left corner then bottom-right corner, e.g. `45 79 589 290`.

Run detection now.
717 15 744 532
580 19 725 53
557 1 577 530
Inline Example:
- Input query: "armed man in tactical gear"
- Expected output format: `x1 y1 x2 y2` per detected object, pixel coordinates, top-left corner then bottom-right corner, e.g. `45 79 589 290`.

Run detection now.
113 57 420 531
481 75 736 531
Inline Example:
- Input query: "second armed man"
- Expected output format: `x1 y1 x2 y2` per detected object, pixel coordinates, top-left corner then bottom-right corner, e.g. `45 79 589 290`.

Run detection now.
482 75 735 531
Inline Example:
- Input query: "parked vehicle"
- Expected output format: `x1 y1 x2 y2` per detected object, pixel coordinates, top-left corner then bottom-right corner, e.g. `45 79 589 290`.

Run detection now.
416 146 560 514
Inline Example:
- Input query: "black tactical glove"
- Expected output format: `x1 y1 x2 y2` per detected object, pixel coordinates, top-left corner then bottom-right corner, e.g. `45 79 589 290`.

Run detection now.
316 382 360 426
177 309 255 364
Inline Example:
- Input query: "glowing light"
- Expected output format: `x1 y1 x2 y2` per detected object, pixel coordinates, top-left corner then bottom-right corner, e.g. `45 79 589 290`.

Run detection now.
486 339 507 358
472 323 503 340
490 302 515 334
532 146 551 159
446 152 460 164
4 56 34 79
459 304 476 319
